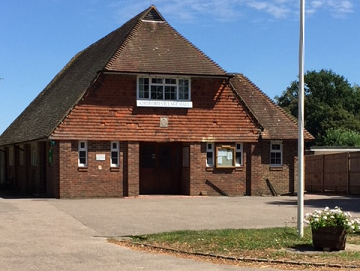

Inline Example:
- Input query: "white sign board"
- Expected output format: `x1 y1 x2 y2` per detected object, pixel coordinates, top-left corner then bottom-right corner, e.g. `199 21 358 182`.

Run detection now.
137 100 193 108
96 154 106 161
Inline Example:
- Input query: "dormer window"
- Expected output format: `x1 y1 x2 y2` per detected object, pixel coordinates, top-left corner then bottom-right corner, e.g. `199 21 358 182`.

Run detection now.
137 76 192 108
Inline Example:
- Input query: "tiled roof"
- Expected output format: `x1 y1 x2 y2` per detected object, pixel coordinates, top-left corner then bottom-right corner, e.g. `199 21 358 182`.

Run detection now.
230 74 314 140
105 9 226 75
0 6 225 146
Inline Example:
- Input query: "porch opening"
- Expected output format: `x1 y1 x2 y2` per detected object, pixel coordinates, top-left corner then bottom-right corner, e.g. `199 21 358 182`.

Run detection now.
140 142 183 195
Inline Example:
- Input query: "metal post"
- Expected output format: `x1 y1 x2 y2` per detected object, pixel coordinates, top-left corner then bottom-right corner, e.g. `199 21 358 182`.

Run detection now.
297 0 305 238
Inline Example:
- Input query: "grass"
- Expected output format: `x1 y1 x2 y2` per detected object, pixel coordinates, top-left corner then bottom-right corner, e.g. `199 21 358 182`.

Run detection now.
119 227 360 267
133 227 312 251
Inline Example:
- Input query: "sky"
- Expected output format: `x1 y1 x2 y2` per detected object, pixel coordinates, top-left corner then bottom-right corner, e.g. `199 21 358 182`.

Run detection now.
0 0 359 134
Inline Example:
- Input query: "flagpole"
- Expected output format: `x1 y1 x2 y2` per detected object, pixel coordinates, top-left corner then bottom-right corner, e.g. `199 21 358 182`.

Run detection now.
297 0 305 238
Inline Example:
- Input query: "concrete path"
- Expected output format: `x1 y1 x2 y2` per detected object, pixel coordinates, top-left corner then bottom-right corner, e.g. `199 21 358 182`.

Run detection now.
1 194 359 271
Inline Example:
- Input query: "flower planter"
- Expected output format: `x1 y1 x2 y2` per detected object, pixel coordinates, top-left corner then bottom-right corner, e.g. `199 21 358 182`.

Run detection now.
312 226 347 251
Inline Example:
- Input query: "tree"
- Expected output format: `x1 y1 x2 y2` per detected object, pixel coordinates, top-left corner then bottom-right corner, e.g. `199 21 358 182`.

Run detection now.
275 69 360 145
323 128 360 146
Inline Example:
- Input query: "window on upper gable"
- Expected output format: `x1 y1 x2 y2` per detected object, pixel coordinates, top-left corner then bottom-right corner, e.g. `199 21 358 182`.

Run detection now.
137 76 192 108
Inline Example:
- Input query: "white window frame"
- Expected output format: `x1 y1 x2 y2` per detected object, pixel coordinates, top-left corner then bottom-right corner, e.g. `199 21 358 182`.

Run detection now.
110 141 119 168
137 76 193 108
206 143 214 167
235 143 243 167
270 141 283 166
78 141 88 167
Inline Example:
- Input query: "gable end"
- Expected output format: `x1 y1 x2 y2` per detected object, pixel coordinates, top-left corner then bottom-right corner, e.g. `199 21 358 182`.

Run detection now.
142 7 165 22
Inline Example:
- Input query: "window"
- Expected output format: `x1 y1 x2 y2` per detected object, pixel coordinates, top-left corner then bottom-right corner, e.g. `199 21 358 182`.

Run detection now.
235 143 243 167
110 141 119 167
270 141 282 166
137 76 192 108
178 79 190 100
206 143 214 167
78 141 88 167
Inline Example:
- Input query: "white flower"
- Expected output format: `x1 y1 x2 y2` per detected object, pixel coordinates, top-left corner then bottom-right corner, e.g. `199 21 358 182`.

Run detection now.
304 206 359 233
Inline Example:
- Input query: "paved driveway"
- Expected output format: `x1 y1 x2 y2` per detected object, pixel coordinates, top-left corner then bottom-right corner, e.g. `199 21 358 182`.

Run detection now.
1 194 359 271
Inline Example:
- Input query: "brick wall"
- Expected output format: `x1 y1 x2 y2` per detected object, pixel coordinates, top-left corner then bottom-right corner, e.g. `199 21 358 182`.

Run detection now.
189 143 246 196
186 140 297 197
256 140 297 196
247 142 262 196
59 140 123 198
126 142 139 196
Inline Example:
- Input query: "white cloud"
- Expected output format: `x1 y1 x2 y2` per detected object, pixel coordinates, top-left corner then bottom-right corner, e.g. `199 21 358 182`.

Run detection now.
307 0 324 15
109 0 355 24
327 0 353 18
246 1 292 19
244 0 354 19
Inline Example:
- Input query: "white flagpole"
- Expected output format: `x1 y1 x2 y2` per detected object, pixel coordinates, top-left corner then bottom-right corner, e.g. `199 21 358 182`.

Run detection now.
297 0 305 238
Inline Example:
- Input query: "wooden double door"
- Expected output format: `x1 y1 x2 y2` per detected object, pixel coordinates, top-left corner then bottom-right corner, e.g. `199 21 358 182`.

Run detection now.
140 143 182 195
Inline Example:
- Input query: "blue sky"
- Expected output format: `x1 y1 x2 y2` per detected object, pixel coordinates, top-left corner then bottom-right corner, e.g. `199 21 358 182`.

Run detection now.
0 0 359 134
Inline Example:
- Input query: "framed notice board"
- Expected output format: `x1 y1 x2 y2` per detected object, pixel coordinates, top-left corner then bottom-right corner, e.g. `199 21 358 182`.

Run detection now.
216 146 235 168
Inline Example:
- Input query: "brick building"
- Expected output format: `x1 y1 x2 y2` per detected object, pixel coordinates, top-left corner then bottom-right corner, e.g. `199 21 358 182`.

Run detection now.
0 6 313 198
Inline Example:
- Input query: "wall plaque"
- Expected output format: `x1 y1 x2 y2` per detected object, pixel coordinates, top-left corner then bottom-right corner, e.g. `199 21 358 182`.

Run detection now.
160 117 168 128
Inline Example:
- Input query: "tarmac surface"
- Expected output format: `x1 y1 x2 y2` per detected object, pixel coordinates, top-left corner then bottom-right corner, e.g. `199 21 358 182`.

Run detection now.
1 193 360 271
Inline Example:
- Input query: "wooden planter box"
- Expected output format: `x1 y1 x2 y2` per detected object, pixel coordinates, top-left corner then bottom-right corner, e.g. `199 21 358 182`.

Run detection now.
312 226 347 251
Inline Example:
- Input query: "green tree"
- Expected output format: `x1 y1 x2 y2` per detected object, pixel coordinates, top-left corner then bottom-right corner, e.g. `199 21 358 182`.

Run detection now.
323 128 360 146
275 69 360 145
